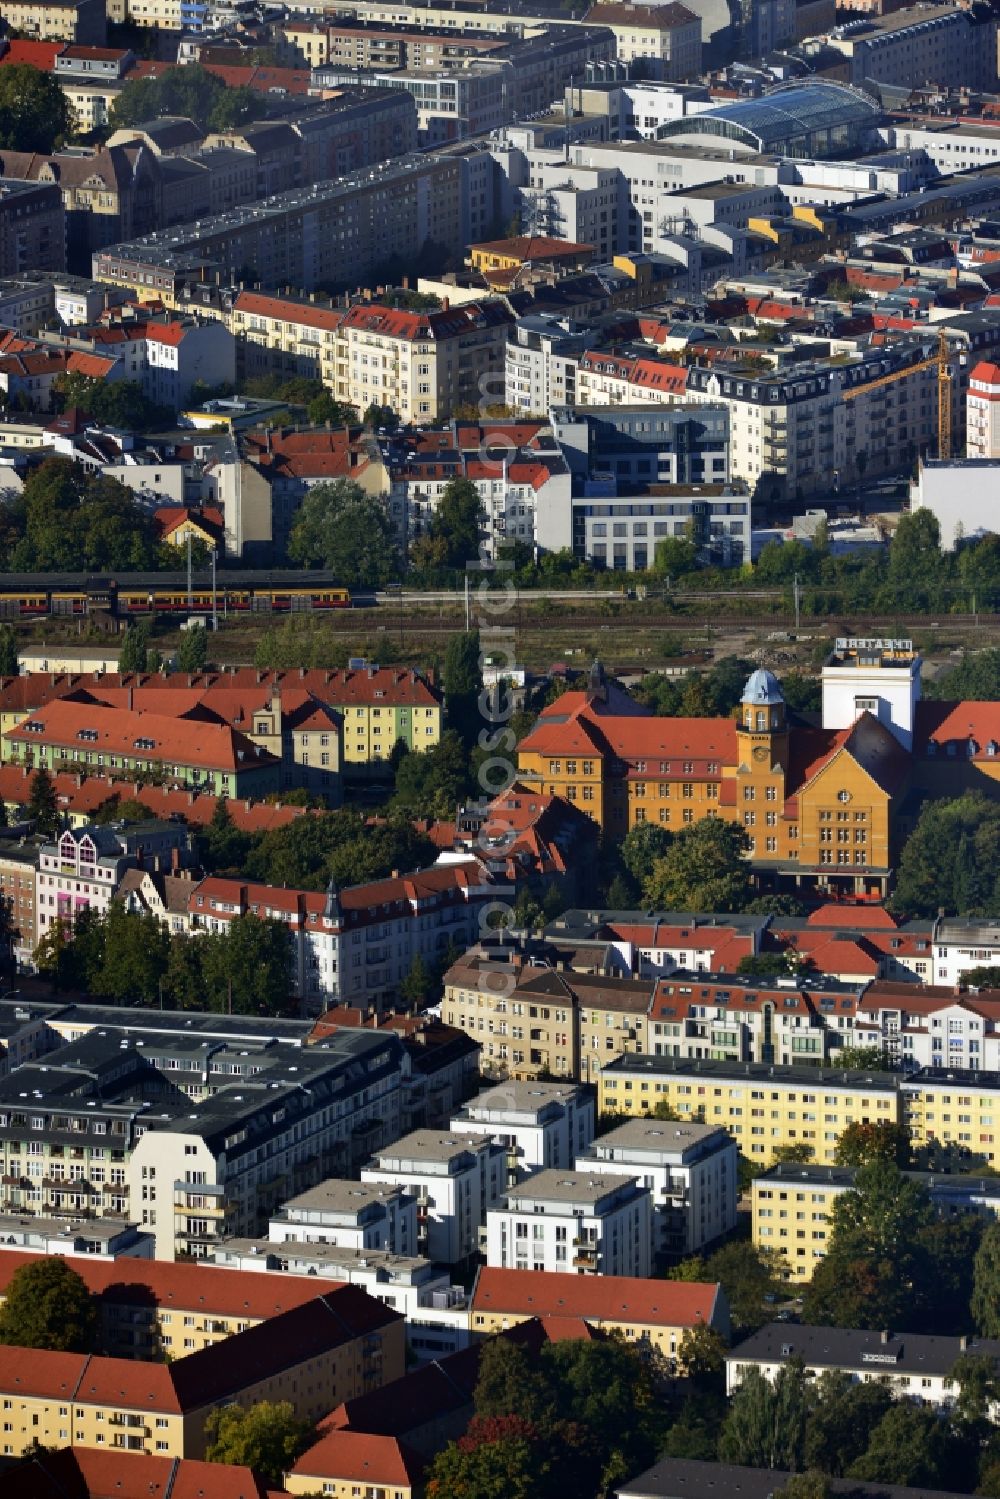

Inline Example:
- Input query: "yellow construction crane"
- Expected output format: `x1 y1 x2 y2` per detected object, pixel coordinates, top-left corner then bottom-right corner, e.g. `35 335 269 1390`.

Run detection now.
842 328 953 460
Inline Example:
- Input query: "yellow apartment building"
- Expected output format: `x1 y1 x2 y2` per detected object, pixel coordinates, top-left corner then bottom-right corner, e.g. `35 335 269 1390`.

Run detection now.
469 1265 730 1356
752 1160 1000 1281
285 1430 425 1498
0 1287 405 1461
598 1055 903 1166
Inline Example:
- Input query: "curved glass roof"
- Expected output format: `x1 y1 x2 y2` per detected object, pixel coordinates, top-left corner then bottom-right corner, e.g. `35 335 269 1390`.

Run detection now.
660 81 882 152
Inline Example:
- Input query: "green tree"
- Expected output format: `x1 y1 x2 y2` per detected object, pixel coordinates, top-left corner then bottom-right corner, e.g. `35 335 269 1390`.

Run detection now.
110 63 266 133
620 823 673 889
672 1241 785 1335
118 622 149 675
92 904 169 1005
390 731 471 819
653 534 699 577
474 1337 553 1427
802 1372 892 1477
204 1400 311 1488
890 794 1000 919
177 623 208 673
888 507 941 588
426 1414 553 1499
362 403 398 430
443 629 482 747
9 457 162 571
771 1143 813 1165
832 1045 893 1071
676 1323 727 1383
399 952 435 1008
307 391 357 427
802 1160 936 1330
27 766 59 836
287 478 397 586
644 819 754 911
781 1472 832 1499
847 1403 962 1489
411 476 484 573
0 65 68 152
33 920 73 990
737 952 794 979
958 965 1000 989
0 1257 96 1352
199 796 253 875
833 1120 911 1167
972 1221 1000 1338
200 914 292 1016
0 623 17 676
718 1364 809 1471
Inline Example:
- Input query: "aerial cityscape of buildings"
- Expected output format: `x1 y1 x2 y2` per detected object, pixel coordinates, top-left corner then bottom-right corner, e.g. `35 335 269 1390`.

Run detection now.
1 0 1000 1496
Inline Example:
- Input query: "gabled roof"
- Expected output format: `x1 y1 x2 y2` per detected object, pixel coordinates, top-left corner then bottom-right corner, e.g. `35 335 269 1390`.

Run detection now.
8 700 277 774
471 1267 722 1327
289 1430 424 1487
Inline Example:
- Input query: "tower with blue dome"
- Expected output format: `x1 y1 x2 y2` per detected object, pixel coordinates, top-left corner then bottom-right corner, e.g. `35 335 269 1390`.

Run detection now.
737 666 789 777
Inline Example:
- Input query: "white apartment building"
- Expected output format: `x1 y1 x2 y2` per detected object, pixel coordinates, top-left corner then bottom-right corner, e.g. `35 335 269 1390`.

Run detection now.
362 1130 506 1265
486 1169 652 1277
576 1118 737 1258
504 314 588 416
966 360 1000 460
584 4 702 81
36 822 189 945
212 1240 471 1360
451 1079 596 1185
726 1324 1000 1410
266 1179 418 1256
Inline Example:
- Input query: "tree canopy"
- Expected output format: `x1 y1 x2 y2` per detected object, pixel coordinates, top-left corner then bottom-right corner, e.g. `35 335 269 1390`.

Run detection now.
0 457 164 573
411 476 484 574
0 65 68 152
889 793 1000 918
110 64 267 133
644 819 754 911
287 478 397 585
0 1257 96 1352
204 1401 311 1487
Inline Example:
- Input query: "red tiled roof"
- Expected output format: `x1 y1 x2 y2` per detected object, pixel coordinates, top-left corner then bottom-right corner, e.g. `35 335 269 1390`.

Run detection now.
915 698 1000 759
0 1250 340 1322
471 235 593 259
290 1430 424 1487
0 40 62 68
806 902 898 929
471 1267 722 1327
234 289 344 334
8 700 276 773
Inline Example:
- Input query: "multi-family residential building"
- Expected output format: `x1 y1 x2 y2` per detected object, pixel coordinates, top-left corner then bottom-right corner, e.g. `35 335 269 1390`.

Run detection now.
450 1079 596 1185
0 0 105 43
0 1017 406 1260
0 837 42 970
377 419 571 558
0 1251 340 1357
362 1129 506 1264
964 359 1000 460
0 144 160 270
577 1118 737 1257
598 1055 904 1166
752 1162 1000 1281
265 1178 418 1255
189 861 491 1014
822 2 998 89
442 948 653 1082
504 313 590 415
726 1323 1000 1410
470 1265 729 1352
6 699 280 798
92 154 466 301
0 1213 152 1260
486 1168 653 1276
583 3 702 80
35 821 191 946
0 182 65 278
331 299 513 423
0 1286 403 1460
212 1238 471 1361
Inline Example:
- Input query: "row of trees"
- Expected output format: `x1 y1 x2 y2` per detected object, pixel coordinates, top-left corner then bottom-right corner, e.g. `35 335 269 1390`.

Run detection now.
34 902 294 1015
